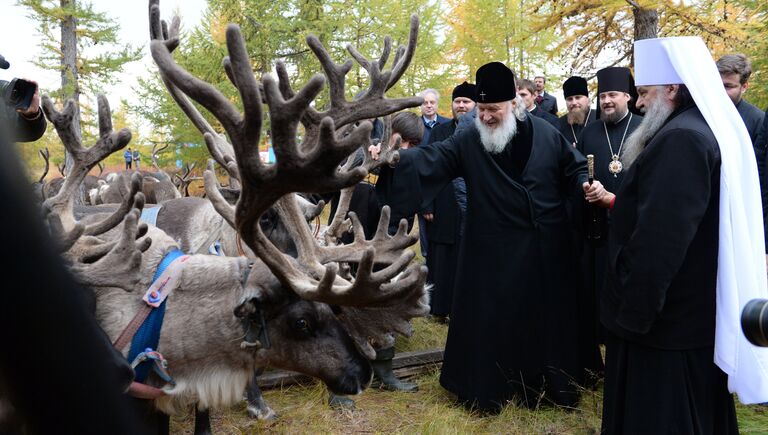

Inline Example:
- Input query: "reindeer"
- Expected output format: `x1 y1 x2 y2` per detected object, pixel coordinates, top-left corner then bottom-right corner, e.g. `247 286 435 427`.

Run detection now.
94 142 183 205
172 162 201 197
148 0 415 422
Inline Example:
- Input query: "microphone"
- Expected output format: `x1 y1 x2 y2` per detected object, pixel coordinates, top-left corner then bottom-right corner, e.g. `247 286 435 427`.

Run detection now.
587 154 594 185
0 54 9 70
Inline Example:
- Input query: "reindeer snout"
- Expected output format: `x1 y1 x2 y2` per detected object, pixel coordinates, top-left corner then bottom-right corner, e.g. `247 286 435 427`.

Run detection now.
326 359 372 395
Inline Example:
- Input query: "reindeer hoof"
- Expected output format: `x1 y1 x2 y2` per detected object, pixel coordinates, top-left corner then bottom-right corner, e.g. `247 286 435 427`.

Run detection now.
247 404 278 421
328 394 356 411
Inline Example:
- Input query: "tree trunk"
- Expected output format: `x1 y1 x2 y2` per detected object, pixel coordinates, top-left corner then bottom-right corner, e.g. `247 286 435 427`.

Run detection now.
61 0 81 179
630 5 658 67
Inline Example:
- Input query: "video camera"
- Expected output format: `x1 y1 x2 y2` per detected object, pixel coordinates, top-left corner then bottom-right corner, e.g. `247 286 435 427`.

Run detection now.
741 299 768 347
0 54 38 112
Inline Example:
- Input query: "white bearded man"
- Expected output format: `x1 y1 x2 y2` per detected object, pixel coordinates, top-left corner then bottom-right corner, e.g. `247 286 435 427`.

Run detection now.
593 37 768 434
370 61 607 411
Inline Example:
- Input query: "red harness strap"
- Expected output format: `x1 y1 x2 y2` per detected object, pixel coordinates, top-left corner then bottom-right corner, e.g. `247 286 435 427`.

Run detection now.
128 381 167 399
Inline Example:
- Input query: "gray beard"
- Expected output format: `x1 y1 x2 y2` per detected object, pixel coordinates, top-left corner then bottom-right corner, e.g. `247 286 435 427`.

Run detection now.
475 106 519 154
621 88 675 169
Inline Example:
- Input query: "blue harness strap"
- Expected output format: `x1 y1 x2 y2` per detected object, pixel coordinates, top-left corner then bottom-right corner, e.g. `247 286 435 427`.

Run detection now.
140 206 162 227
127 249 184 383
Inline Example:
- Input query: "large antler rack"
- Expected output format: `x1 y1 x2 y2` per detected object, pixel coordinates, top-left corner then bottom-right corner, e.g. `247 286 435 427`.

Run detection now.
150 0 427 313
42 95 152 291
149 0 240 188
42 95 132 234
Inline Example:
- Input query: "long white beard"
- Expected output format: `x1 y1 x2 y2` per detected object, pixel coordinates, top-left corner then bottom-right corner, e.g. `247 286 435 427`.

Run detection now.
621 88 675 169
475 103 521 154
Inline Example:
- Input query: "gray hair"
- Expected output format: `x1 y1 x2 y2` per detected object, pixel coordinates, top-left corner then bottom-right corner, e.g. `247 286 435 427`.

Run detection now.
419 88 440 101
716 54 752 84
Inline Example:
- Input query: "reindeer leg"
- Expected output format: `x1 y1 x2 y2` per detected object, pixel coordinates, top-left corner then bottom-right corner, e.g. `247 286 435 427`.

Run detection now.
193 405 213 435
245 369 277 421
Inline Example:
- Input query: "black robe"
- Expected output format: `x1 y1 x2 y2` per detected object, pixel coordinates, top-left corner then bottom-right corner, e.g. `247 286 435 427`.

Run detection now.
424 119 467 317
758 109 768 251
557 108 597 148
600 103 737 434
375 155 422 235
575 113 643 356
406 114 593 410
736 100 768 250
529 105 559 127
578 112 644 194
737 98 765 146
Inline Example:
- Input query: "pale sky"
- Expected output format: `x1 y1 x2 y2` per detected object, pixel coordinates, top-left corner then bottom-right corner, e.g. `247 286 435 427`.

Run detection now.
0 0 208 109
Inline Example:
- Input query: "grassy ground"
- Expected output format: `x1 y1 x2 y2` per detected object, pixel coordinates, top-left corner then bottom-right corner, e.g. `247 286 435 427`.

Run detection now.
166 316 768 433
163 188 767 433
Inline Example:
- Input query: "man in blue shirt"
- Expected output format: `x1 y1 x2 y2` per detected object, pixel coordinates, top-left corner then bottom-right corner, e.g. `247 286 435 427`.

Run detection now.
123 147 133 170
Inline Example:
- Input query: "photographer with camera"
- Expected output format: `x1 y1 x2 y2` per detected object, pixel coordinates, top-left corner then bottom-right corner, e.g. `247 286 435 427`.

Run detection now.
0 54 46 143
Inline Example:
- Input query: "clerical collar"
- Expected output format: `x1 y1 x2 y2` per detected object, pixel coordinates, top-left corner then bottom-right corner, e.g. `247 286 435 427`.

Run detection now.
611 110 630 125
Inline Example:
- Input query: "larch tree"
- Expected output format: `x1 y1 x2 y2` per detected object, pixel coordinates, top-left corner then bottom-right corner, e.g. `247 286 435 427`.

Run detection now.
18 0 141 175
530 0 761 79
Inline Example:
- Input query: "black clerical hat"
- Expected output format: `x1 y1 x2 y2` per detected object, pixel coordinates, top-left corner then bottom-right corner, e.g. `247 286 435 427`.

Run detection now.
452 81 477 101
475 62 516 103
597 67 633 95
563 76 588 99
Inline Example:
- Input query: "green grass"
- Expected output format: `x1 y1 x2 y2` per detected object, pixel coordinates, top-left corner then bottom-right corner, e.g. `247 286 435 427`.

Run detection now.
165 316 768 434
169 370 605 434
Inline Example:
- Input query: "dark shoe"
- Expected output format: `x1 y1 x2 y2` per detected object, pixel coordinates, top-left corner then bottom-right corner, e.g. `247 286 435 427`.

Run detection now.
371 347 418 392
328 392 355 410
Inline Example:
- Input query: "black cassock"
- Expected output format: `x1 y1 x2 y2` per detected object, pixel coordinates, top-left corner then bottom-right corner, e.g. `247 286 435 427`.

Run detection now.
406 114 591 410
578 112 644 194
576 113 644 297
557 108 597 148
530 105 559 127
600 104 737 434
424 119 467 317
375 155 422 235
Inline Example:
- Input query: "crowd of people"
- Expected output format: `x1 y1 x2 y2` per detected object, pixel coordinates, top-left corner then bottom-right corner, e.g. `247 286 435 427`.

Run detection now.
3 31 768 434
364 37 768 433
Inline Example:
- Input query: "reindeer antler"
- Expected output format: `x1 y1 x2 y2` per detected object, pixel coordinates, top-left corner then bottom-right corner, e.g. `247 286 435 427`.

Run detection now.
38 147 50 184
151 0 426 313
149 0 240 188
42 95 132 233
67 208 152 291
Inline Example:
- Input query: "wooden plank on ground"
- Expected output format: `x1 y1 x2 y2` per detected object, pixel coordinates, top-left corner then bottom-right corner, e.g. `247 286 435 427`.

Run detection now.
258 348 444 390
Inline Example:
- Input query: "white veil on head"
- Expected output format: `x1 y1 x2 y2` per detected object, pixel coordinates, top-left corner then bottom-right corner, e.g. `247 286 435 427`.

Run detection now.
635 36 768 404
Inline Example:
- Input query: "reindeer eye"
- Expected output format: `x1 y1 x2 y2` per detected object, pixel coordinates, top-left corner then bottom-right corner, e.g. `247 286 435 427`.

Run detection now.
295 318 310 333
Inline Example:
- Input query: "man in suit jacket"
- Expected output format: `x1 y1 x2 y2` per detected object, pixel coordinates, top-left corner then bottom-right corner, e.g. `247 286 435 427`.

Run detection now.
534 75 559 116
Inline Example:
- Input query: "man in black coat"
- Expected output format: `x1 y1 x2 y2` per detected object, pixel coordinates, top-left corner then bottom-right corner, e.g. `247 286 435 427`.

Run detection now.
534 75 558 116
423 81 475 321
595 38 743 434
0 78 46 142
371 62 607 411
557 76 597 148
717 54 768 253
517 78 559 127
716 54 765 145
